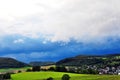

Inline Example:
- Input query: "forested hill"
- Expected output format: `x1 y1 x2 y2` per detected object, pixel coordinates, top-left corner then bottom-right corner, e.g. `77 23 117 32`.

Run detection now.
56 54 120 67
0 57 29 68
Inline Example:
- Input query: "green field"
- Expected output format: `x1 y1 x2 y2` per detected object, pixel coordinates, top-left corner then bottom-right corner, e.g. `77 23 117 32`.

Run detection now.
0 67 31 72
11 71 120 80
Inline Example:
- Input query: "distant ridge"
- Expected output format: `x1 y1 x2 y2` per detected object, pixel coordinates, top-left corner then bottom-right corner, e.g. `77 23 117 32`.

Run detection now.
105 53 120 57
0 57 29 68
30 61 55 66
56 54 120 66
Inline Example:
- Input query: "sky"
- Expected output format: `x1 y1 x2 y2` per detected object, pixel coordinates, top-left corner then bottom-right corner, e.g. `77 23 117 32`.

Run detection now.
0 0 120 62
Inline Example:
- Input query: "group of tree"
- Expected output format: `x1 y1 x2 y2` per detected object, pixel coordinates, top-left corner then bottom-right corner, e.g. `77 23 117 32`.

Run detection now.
26 65 99 74
55 66 98 74
0 73 11 80
55 66 67 72
26 66 41 72
78 68 99 74
32 66 41 71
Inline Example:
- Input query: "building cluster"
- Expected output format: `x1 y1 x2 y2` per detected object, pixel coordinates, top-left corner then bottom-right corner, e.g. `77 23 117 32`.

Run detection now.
98 66 120 75
65 65 120 75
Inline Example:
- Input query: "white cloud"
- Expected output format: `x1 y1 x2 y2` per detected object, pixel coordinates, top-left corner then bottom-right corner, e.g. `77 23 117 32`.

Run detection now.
0 0 120 42
13 39 24 44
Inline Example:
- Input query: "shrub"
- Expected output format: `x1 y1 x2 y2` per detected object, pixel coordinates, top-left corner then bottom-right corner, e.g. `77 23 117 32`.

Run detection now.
46 77 54 80
32 66 41 71
18 70 22 73
0 74 4 79
48 67 55 71
56 66 67 72
26 68 32 72
62 74 70 80
80 69 99 74
41 69 47 71
3 73 11 79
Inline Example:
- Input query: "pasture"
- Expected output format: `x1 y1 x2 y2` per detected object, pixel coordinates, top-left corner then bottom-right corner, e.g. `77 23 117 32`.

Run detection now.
11 71 120 80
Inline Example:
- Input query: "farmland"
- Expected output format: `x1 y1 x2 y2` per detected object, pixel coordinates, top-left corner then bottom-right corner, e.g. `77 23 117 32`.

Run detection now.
0 67 30 72
11 71 120 80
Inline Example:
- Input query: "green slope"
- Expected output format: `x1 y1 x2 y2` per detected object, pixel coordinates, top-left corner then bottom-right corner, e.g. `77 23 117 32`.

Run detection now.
56 54 120 67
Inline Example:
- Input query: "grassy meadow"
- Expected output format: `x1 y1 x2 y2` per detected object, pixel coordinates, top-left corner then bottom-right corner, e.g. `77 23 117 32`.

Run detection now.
0 67 31 72
11 71 120 80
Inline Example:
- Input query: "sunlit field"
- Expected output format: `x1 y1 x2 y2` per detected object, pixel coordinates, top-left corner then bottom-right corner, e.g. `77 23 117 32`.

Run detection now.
11 71 120 80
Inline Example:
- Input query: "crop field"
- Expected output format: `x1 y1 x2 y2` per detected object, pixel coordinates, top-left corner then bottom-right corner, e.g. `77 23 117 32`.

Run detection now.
11 71 120 80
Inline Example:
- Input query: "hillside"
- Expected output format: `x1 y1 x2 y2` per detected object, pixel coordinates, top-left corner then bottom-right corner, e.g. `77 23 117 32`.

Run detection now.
0 57 29 68
30 61 55 66
56 54 120 67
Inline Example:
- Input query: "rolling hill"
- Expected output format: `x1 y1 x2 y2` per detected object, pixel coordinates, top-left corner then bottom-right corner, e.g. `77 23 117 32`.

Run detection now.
56 54 120 67
0 57 29 68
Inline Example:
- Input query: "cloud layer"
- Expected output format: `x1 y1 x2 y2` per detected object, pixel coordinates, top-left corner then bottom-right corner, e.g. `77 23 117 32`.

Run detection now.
0 0 120 42
0 0 120 62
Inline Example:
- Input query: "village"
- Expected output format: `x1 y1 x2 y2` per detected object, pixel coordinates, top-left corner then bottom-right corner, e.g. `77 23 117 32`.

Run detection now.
39 64 120 75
